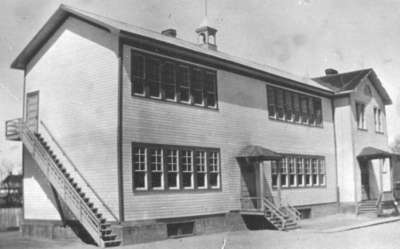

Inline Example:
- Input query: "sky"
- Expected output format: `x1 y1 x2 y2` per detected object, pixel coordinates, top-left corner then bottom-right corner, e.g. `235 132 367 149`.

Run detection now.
1 0 400 174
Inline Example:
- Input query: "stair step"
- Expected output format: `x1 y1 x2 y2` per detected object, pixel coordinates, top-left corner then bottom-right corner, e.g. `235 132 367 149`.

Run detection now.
103 239 121 247
101 229 112 236
101 223 111 229
102 234 117 241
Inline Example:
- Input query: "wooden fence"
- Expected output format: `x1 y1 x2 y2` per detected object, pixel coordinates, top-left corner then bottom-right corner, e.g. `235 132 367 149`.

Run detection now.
0 207 21 231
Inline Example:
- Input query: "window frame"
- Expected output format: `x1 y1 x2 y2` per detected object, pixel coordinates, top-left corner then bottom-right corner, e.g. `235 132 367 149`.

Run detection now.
131 143 221 193
266 85 323 128
356 102 366 130
130 49 218 110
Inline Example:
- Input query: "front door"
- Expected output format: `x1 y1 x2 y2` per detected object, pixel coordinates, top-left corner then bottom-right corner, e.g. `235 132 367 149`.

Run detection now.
26 91 39 132
361 165 370 200
240 162 261 210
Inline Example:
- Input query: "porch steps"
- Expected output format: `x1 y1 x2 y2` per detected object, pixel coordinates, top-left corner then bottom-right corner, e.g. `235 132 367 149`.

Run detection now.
358 200 377 216
263 197 300 231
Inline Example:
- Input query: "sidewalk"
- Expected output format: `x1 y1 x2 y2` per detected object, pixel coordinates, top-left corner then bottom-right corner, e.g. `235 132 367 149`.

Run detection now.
299 213 400 233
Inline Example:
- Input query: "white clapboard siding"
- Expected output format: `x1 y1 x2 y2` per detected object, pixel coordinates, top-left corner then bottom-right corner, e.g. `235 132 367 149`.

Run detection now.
24 17 119 221
121 44 337 221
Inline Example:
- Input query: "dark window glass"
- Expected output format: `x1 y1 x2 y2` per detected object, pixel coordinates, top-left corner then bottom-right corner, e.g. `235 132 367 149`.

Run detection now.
146 58 161 97
292 93 300 122
276 89 284 119
205 72 217 108
285 91 292 121
267 86 276 118
161 62 176 100
300 95 308 123
191 68 204 105
131 53 145 95
177 65 190 102
314 98 322 125
308 97 315 125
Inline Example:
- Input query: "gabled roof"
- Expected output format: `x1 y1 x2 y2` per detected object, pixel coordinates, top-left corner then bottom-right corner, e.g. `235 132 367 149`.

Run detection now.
1 174 22 186
11 4 332 94
313 69 392 105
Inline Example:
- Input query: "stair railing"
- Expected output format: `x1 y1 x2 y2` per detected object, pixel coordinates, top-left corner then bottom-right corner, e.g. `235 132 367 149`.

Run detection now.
18 121 103 246
282 202 301 221
263 196 287 230
39 120 119 222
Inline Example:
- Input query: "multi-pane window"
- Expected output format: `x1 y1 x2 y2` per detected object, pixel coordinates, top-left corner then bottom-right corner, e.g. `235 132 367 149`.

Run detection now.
131 50 218 109
195 151 207 189
132 143 220 191
133 147 147 190
166 149 179 189
208 151 220 188
356 102 366 130
374 107 384 133
271 155 325 189
150 148 163 189
181 150 193 189
267 85 323 127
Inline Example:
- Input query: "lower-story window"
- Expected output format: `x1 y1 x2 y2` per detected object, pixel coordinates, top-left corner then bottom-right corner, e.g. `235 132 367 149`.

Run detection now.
132 143 221 192
271 154 325 189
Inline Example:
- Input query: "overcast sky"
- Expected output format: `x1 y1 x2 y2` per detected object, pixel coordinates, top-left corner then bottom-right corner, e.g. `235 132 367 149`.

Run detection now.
1 0 400 172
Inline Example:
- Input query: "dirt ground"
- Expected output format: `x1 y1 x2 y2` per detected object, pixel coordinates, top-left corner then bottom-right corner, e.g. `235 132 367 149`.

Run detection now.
1 218 400 249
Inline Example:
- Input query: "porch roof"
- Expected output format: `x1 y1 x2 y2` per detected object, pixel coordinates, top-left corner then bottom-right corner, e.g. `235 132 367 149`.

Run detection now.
237 145 282 160
357 146 396 160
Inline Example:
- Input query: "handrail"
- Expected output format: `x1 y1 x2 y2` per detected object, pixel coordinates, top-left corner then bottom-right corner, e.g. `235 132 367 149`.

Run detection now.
286 202 301 220
39 120 119 222
18 122 103 245
376 192 383 207
263 196 287 229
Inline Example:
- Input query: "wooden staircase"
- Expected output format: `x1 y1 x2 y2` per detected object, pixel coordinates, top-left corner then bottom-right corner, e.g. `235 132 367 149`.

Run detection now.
9 120 121 247
263 197 300 231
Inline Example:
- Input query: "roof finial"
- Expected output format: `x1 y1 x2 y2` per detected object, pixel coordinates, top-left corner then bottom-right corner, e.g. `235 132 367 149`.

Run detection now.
205 0 208 17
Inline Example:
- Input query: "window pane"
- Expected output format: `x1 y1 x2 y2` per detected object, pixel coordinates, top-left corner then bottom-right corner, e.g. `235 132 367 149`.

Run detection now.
205 72 216 92
292 93 300 122
146 58 160 81
300 95 308 123
166 149 178 189
132 53 145 77
150 148 163 189
181 150 193 188
267 86 276 118
164 85 176 100
308 97 315 125
208 151 219 188
314 98 322 125
191 68 204 105
195 151 207 188
276 89 284 119
284 91 292 121
206 93 216 108
133 147 147 189
177 66 190 102
161 62 176 100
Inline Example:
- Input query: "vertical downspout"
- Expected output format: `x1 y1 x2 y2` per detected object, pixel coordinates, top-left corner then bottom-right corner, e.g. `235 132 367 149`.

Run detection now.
117 36 124 223
331 98 340 210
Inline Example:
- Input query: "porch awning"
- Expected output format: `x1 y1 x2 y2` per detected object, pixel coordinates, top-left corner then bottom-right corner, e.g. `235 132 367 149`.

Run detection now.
357 146 395 160
237 145 282 160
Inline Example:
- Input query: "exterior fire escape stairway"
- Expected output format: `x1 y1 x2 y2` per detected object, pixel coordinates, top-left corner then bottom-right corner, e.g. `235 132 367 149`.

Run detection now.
6 119 121 247
263 197 300 231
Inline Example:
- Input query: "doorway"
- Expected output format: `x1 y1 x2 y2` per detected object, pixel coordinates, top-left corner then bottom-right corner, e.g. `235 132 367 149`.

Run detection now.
240 162 262 210
360 165 370 200
26 91 39 132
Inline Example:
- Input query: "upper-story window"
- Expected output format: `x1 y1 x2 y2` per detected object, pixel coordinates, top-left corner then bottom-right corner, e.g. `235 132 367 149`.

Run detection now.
267 85 323 127
374 107 384 133
356 102 366 130
131 50 218 109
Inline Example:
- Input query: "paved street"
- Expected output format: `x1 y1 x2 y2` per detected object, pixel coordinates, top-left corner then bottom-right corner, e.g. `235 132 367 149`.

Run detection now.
1 220 400 249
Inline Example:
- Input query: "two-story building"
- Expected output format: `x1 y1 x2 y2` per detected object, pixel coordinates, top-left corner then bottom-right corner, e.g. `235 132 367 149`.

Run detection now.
5 4 398 247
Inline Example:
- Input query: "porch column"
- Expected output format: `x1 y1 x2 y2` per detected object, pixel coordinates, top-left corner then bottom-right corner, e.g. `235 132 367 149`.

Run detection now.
259 161 264 209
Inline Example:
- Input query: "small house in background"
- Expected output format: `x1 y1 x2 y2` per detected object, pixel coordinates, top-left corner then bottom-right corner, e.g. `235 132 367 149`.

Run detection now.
4 4 400 248
0 173 22 207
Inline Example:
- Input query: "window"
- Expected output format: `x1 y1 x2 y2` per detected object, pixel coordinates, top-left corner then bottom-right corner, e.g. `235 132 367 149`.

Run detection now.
195 151 207 189
267 85 322 127
280 159 288 187
150 148 163 189
181 150 193 189
288 157 296 186
146 57 161 98
374 107 384 133
161 62 176 101
131 53 145 95
131 50 218 109
356 102 366 130
296 158 304 186
311 159 318 186
166 149 179 189
271 161 278 187
267 86 276 118
271 154 325 189
208 151 220 188
132 147 147 190
205 71 217 108
132 143 220 192
318 159 325 186
305 158 311 186
364 85 372 97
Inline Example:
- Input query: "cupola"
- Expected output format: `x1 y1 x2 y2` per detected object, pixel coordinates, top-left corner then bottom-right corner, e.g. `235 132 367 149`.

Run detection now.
196 17 217 50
